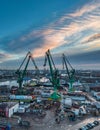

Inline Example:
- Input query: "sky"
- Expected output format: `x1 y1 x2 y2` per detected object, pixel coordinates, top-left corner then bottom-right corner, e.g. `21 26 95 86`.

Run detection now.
0 0 100 70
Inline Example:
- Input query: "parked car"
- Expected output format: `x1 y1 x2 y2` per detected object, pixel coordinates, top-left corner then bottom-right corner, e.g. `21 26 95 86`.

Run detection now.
86 123 94 129
78 126 89 130
79 120 99 130
92 120 99 126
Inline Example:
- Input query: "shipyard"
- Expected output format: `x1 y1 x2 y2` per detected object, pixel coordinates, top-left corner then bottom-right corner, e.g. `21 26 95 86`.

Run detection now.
0 0 100 130
0 50 100 130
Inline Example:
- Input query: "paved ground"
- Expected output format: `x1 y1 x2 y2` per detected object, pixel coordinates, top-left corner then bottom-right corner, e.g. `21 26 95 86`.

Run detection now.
0 110 100 130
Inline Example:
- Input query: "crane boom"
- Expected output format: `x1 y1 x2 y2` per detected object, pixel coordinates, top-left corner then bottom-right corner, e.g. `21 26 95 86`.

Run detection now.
44 49 61 100
62 54 75 92
18 52 31 70
15 51 39 94
29 52 39 71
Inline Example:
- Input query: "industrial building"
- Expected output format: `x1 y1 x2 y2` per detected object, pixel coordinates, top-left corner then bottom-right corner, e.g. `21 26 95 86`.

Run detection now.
0 102 19 117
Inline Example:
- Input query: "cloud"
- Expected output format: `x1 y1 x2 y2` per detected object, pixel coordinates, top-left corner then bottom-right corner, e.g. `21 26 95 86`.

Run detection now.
0 52 13 63
0 53 9 60
1 49 100 70
0 0 100 67
32 29 67 57
31 0 100 56
69 2 99 17
82 33 100 43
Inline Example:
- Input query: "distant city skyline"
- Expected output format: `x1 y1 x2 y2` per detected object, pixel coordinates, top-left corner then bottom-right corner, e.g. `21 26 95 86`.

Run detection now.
0 0 100 70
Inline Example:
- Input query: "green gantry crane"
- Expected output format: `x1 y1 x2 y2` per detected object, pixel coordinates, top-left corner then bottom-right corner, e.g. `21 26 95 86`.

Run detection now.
62 54 75 92
44 49 61 100
15 51 39 94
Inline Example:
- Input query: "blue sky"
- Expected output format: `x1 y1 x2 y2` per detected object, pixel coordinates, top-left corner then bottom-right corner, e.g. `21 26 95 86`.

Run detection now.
0 0 100 69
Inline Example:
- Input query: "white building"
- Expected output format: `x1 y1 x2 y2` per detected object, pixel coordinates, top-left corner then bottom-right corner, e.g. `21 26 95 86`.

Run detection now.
0 102 19 117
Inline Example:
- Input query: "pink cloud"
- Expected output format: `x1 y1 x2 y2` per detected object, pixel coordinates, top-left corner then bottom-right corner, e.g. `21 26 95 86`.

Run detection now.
22 0 100 57
69 4 99 17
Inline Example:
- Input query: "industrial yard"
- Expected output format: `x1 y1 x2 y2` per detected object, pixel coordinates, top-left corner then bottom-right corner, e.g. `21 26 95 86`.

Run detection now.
0 110 100 130
0 0 100 129
0 50 100 130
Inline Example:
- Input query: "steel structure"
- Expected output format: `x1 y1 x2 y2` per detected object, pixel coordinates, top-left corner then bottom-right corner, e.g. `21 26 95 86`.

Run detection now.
15 51 39 94
62 54 75 92
44 49 61 100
